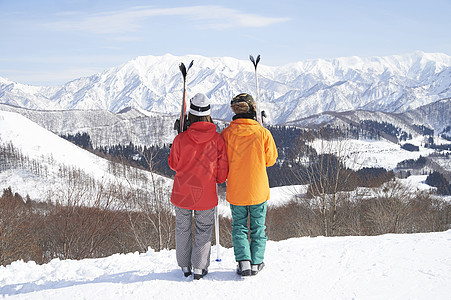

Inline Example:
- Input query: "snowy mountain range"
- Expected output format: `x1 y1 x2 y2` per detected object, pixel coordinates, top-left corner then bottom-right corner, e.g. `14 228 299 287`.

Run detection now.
1 51 451 124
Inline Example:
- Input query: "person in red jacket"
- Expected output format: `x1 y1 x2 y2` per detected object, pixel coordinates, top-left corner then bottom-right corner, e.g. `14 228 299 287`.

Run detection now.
168 93 228 280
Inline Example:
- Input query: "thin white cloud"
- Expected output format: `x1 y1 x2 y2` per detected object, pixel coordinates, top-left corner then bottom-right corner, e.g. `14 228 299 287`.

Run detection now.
0 68 99 86
0 54 136 85
46 5 291 34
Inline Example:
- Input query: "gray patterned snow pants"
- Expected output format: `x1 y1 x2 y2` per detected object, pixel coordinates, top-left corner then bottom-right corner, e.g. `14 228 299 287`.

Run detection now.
174 206 215 270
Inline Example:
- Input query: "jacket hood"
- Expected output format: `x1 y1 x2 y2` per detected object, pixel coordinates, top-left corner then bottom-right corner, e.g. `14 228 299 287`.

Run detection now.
186 121 217 144
227 118 261 137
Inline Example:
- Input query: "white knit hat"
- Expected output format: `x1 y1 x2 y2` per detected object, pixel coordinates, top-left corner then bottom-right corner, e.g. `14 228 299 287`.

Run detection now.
189 93 211 117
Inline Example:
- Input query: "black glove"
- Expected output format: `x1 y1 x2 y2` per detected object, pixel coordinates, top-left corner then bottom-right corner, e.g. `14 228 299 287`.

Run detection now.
173 115 189 133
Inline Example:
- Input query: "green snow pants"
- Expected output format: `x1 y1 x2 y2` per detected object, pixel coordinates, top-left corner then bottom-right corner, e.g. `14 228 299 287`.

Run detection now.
230 201 267 264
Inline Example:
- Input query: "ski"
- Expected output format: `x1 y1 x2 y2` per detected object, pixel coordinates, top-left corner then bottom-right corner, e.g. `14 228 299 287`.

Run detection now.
178 60 194 133
249 54 262 124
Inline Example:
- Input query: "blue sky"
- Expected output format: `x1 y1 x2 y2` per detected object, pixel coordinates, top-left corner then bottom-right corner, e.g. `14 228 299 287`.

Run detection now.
1 0 450 86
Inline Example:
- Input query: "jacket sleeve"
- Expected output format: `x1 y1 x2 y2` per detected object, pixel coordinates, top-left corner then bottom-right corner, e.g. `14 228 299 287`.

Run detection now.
168 135 180 171
264 129 278 167
216 134 229 183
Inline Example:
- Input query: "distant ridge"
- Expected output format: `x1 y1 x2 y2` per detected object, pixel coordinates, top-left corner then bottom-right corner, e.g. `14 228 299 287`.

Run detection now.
1 51 451 124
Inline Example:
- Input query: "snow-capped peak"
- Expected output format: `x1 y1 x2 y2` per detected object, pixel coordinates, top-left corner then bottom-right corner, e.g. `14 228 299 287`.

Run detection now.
1 51 451 124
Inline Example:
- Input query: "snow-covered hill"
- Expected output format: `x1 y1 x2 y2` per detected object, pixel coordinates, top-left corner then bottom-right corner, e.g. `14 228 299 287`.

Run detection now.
287 98 451 136
1 51 451 124
1 230 450 299
0 110 172 202
0 104 179 147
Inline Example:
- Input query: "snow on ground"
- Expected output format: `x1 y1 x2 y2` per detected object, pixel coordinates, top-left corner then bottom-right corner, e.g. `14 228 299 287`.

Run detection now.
0 169 51 202
310 138 435 170
269 184 307 205
399 175 433 191
0 230 450 300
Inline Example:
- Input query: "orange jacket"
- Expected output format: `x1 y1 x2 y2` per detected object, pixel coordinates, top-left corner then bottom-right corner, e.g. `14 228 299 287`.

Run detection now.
221 118 277 206
169 122 228 210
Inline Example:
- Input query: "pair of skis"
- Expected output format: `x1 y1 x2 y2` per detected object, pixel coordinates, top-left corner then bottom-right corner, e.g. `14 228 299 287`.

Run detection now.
178 60 194 134
178 54 263 132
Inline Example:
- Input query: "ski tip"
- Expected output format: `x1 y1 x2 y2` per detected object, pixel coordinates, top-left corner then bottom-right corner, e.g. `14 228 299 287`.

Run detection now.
179 63 187 77
179 61 194 77
250 54 261 68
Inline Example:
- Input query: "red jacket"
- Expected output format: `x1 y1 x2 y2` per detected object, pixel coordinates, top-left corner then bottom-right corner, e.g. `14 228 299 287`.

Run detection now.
168 122 228 210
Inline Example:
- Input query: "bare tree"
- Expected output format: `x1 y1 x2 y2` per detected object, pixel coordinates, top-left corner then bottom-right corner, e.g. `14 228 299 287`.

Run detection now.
0 188 42 266
113 147 174 252
43 170 126 260
291 128 355 236
363 180 415 234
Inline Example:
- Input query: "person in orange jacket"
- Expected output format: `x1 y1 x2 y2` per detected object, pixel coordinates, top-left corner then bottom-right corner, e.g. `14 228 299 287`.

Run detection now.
221 93 278 276
168 93 228 280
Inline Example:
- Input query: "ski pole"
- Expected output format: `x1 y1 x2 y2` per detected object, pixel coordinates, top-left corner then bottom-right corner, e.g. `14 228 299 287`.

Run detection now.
215 205 221 262
249 54 261 124
178 60 194 133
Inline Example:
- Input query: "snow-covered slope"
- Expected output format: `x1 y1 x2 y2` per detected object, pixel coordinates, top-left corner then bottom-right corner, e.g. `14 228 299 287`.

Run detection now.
0 104 179 147
404 97 451 134
309 138 435 171
0 110 172 202
0 230 450 299
0 110 109 178
1 51 451 124
287 98 451 136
